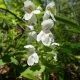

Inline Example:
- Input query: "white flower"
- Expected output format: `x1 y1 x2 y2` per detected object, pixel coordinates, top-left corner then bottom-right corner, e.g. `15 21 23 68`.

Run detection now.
24 0 35 13
43 10 56 21
28 31 37 40
37 30 54 46
41 32 54 46
41 19 54 30
37 30 44 42
24 45 39 66
23 12 37 24
27 53 39 66
23 1 41 24
46 2 55 10
43 1 56 21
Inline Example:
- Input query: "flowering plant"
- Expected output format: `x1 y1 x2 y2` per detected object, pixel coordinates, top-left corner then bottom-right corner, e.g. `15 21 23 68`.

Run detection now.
0 0 80 80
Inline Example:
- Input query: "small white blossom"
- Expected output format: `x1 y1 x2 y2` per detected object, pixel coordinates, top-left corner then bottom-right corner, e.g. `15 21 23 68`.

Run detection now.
23 12 37 24
23 1 41 24
41 19 54 30
24 45 39 66
27 53 39 66
43 1 56 21
37 30 54 46
46 1 55 10
24 0 35 13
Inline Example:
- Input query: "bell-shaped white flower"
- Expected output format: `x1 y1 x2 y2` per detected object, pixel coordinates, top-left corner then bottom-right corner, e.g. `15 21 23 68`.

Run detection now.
41 19 54 30
43 1 56 21
27 52 39 66
24 45 39 66
46 1 55 10
24 0 35 13
37 30 54 46
23 12 37 24
23 1 41 24
41 32 54 46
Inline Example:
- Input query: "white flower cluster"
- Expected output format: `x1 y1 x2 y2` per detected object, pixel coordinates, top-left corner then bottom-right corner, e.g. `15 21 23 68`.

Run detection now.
37 19 54 46
23 1 59 66
37 1 59 47
23 0 40 66
23 0 41 43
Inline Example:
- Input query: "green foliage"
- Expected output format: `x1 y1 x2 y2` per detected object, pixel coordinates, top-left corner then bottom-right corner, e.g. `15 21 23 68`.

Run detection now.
0 0 80 80
21 65 45 80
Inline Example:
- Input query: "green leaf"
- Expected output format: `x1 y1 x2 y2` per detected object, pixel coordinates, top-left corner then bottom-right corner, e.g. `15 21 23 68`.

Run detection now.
55 15 79 27
21 65 45 80
0 0 6 9
21 68 37 80
0 59 5 65
11 57 18 65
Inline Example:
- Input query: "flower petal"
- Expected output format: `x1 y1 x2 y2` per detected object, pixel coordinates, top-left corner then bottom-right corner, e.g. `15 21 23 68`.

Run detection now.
27 25 34 30
41 32 54 46
24 1 35 13
43 10 50 20
27 53 39 66
41 19 54 30
37 31 44 42
33 10 41 14
24 45 34 49
32 53 39 63
27 55 35 66
46 1 55 10
23 13 37 24
23 13 32 20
